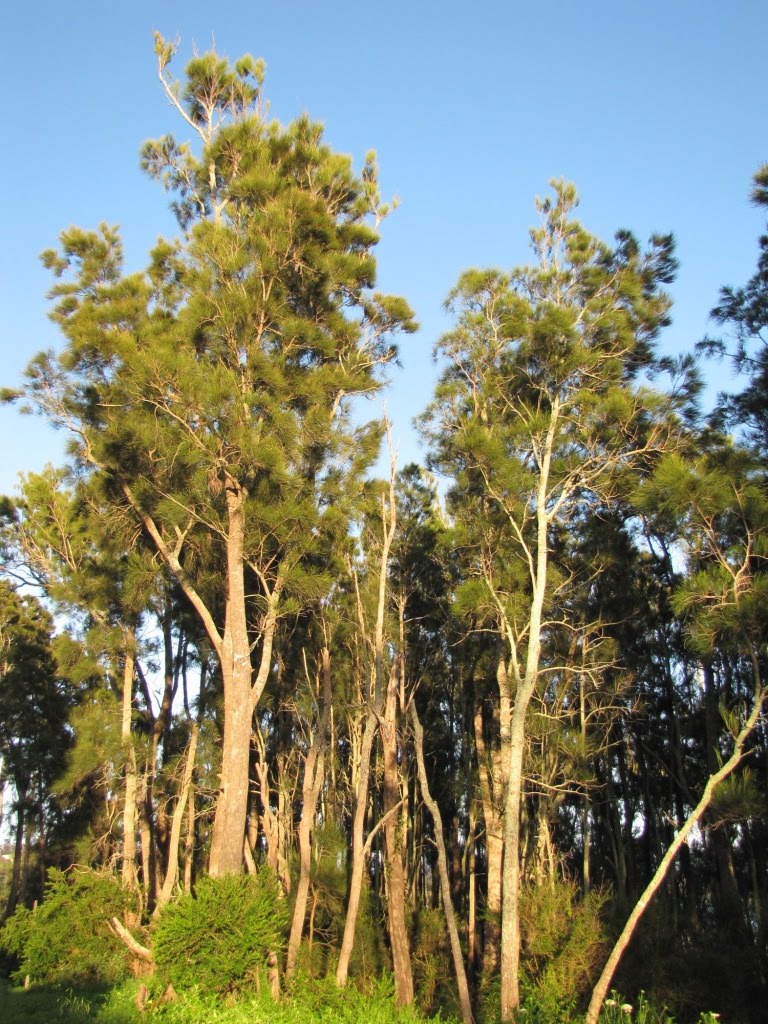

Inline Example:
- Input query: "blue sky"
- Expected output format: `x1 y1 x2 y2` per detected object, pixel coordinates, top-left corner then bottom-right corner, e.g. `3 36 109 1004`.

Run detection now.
1 0 766 494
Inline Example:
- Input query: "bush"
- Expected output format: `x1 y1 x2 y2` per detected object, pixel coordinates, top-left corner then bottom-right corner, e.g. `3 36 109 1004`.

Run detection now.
411 907 460 1019
152 869 288 996
0 868 135 987
519 878 609 1015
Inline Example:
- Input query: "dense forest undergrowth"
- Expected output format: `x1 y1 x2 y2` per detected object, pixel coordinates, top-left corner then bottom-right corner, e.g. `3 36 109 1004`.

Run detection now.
1 36 766 1024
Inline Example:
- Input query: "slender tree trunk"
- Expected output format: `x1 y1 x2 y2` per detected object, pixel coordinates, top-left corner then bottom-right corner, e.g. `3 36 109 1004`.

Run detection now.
499 409 554 1023
156 724 200 910
37 787 46 899
138 768 157 912
20 818 32 907
412 702 474 1024
337 473 397 989
5 787 26 917
286 648 332 977
183 780 195 892
276 755 293 894
499 689 535 1021
121 642 140 891
605 749 629 901
253 735 291 892
474 702 504 975
382 658 413 1005
582 799 591 893
701 658 745 927
580 674 591 892
467 807 477 985
335 706 378 987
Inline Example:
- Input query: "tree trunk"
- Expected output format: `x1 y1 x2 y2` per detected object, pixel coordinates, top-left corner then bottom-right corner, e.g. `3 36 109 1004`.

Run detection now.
183 779 196 892
467 807 477 984
499 690 534 1021
156 724 200 910
5 785 26 917
499 414 553 1023
208 490 252 876
335 706 378 987
138 770 157 912
134 482 277 882
286 648 332 977
121 642 140 892
474 702 504 975
337 473 397 989
701 658 746 928
382 658 413 1006
412 702 475 1024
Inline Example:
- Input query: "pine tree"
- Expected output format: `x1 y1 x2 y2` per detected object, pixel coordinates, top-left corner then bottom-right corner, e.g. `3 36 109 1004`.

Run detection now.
420 181 683 1021
5 37 415 875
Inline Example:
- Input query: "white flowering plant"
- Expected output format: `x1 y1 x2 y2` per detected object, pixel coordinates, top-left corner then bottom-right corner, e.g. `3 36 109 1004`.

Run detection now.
598 991 723 1024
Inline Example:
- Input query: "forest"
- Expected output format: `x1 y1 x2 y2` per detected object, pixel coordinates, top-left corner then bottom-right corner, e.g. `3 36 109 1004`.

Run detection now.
0 35 766 1024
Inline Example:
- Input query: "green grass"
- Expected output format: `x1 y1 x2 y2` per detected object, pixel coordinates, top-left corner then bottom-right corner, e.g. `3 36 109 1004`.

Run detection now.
0 977 451 1024
0 978 142 1024
0 977 724 1024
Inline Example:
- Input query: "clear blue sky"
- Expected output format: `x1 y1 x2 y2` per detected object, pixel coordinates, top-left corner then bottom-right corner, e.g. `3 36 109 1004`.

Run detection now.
1 0 766 494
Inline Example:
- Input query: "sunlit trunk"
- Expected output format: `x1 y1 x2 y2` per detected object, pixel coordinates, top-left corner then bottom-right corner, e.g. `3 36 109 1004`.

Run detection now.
382 659 413 1005
286 649 331 977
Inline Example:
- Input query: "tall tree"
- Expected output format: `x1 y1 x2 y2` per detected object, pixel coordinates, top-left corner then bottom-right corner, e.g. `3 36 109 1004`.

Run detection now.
5 37 415 875
0 582 71 915
420 181 683 1020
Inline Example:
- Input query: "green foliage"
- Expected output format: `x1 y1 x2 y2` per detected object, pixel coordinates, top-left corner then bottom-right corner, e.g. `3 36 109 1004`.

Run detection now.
519 880 609 1017
0 869 134 986
0 907 31 971
410 908 459 1019
152 870 288 996
0 582 72 794
145 977 433 1022
271 976 439 1024
344 882 390 989
638 445 768 656
709 766 763 821
704 162 768 453
287 822 347 978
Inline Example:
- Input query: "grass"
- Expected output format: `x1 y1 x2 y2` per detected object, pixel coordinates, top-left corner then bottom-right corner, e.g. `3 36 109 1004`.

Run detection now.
0 977 449 1024
0 977 725 1024
0 978 137 1023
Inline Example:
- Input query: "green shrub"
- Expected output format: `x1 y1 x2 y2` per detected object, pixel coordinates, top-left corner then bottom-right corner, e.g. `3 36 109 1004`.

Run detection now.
152 869 288 996
519 878 608 1016
345 882 390 990
0 868 134 986
411 907 460 1019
